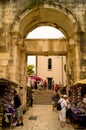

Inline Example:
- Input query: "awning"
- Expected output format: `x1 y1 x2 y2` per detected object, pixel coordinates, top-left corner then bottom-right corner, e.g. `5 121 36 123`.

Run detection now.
74 79 86 85
0 78 18 87
70 79 86 89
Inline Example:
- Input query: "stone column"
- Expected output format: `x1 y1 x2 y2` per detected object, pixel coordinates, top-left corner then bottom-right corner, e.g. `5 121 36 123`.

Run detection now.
66 39 74 86
0 31 10 78
74 32 82 82
19 47 27 109
9 32 27 109
8 32 21 82
66 33 81 86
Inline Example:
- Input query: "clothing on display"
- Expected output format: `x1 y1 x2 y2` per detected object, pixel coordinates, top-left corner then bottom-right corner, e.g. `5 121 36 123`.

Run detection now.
69 82 86 128
0 78 18 129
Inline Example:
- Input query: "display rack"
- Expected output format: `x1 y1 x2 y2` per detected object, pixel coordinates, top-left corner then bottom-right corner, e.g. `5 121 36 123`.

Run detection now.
0 78 18 129
69 80 86 129
70 85 81 106
0 98 3 130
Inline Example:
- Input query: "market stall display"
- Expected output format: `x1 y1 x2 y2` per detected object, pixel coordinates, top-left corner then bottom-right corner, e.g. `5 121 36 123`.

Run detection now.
69 79 86 129
0 98 3 130
0 78 18 129
70 85 81 107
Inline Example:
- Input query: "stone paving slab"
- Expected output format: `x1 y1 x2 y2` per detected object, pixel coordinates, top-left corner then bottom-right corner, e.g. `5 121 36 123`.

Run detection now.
10 105 75 130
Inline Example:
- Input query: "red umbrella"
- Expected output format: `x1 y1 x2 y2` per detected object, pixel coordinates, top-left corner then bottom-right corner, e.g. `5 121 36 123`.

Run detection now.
29 76 42 81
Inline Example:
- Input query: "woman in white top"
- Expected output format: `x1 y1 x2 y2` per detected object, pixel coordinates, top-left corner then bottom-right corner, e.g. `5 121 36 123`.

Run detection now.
58 95 67 128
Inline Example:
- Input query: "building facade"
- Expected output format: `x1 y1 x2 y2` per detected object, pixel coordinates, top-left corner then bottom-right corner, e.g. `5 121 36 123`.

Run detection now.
37 56 67 89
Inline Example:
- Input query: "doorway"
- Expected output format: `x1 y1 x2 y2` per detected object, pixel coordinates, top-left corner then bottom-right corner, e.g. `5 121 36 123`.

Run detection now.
47 78 53 89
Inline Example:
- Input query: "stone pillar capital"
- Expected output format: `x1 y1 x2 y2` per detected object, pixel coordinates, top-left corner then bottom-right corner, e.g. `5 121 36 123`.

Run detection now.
9 31 22 38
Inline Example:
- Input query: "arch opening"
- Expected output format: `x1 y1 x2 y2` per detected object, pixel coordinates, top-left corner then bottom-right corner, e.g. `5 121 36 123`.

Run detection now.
26 26 65 39
12 4 79 39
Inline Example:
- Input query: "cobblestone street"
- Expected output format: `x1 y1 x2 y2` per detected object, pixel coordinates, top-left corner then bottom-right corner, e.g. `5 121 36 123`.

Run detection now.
11 105 74 130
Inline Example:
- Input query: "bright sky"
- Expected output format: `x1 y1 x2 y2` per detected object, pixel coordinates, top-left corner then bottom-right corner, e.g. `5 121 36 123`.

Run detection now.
27 26 64 65
26 26 64 39
27 56 36 65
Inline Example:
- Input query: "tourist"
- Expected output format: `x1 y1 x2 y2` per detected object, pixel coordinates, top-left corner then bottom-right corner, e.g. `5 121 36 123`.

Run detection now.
51 91 60 111
54 83 59 92
52 80 55 90
66 96 71 123
13 90 24 126
30 89 34 107
34 81 38 89
43 80 48 90
51 92 57 111
57 94 67 128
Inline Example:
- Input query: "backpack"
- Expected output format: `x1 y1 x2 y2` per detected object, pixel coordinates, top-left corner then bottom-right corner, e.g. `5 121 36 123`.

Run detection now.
57 100 64 110
57 102 62 110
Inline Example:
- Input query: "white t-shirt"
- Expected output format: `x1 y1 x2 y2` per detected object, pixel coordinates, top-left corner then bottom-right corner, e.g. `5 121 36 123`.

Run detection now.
58 98 67 122
58 98 67 109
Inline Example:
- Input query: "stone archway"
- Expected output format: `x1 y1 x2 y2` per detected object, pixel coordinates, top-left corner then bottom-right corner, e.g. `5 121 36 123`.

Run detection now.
0 1 85 109
9 3 81 86
12 4 79 38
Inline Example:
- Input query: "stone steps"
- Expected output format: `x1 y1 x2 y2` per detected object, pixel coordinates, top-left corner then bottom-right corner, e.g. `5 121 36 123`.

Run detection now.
33 90 53 105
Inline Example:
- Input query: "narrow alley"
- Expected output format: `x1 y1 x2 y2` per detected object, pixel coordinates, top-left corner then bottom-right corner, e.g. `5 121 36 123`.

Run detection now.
11 105 75 130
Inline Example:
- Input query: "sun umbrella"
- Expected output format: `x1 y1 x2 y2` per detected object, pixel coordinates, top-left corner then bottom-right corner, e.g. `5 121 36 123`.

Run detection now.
28 76 43 81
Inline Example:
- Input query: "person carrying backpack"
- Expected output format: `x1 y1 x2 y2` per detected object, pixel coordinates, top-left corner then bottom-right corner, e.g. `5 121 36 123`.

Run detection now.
57 95 67 128
51 92 57 111
51 92 60 111
13 90 24 126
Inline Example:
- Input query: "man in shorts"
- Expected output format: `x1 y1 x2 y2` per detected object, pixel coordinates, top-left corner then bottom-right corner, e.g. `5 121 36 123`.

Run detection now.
13 90 24 126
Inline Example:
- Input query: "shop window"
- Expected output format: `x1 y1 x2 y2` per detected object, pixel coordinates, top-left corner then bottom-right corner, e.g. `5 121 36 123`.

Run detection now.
48 58 52 69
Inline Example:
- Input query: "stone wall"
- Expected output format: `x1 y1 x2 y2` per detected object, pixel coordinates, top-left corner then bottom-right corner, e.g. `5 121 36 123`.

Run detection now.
0 0 86 82
0 0 86 108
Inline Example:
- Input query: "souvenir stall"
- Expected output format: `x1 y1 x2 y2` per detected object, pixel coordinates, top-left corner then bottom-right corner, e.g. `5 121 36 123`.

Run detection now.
0 78 18 129
69 79 86 129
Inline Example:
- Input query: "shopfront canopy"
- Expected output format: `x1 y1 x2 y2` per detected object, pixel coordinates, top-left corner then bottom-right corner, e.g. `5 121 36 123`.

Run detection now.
0 78 18 87
70 79 86 89
70 79 86 97
74 79 86 85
